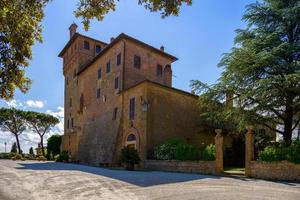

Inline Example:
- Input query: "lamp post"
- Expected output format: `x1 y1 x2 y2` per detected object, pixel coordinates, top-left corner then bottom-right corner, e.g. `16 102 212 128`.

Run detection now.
4 142 7 153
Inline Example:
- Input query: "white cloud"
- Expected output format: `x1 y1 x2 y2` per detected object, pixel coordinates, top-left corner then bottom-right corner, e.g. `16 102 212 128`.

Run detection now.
5 99 23 108
25 100 44 109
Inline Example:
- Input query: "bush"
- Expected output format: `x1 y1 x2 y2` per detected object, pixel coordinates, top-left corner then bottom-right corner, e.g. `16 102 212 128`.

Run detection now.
154 138 215 161
0 153 11 159
120 147 140 170
201 144 216 161
37 156 47 161
12 153 23 161
259 140 300 164
55 150 69 162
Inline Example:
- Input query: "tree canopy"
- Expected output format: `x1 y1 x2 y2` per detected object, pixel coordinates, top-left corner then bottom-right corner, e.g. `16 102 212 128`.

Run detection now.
47 134 62 159
25 111 59 156
0 107 26 153
191 0 300 145
0 0 191 100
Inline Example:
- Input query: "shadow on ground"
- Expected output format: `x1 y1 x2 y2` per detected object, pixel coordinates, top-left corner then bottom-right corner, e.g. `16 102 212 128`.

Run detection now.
16 161 221 187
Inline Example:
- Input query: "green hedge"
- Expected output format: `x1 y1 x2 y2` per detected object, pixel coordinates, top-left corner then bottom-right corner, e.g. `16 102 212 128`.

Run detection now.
259 140 300 164
154 138 215 161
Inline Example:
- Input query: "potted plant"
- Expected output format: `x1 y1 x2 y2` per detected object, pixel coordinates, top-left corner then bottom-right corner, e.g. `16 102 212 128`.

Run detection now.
120 146 141 170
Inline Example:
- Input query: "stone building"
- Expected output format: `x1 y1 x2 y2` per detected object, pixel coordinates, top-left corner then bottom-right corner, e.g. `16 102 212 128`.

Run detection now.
59 24 218 166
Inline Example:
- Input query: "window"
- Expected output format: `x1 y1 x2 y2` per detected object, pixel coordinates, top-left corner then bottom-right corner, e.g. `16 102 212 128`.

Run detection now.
106 61 111 73
117 53 121 66
69 98 72 107
129 97 135 120
84 41 90 50
112 107 118 120
134 55 141 69
71 118 74 128
97 68 102 79
96 88 101 99
114 76 119 89
126 134 137 149
66 76 69 85
157 64 163 77
67 119 70 129
79 94 84 112
127 134 136 142
95 45 101 54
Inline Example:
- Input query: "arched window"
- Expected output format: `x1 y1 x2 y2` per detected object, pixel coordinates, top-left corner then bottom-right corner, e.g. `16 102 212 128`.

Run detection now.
127 134 136 142
126 134 137 149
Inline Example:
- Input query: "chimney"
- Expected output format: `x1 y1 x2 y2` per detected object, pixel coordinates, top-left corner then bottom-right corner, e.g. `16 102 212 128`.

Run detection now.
69 23 78 38
160 46 164 51
110 37 115 43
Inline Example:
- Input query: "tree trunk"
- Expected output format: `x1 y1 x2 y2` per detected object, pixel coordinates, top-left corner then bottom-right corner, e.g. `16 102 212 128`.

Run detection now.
15 134 22 154
40 136 45 156
283 103 294 146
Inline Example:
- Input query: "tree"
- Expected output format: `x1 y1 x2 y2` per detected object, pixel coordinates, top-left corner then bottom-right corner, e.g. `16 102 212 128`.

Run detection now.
191 0 300 146
0 0 191 100
47 134 62 159
29 147 34 155
25 111 59 156
11 142 17 153
0 108 26 153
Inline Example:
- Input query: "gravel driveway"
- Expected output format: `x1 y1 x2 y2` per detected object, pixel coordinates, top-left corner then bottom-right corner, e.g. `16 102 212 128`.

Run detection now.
0 159 299 200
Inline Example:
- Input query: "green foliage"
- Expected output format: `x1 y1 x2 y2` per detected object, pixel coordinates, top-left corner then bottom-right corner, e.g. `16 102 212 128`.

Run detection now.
259 140 300 164
24 111 59 156
10 142 17 153
11 153 23 161
47 134 62 160
0 108 27 153
191 0 300 145
120 147 141 165
55 150 69 162
201 144 216 161
0 153 11 159
75 0 192 30
36 155 47 161
1 0 190 99
29 147 34 155
154 138 215 161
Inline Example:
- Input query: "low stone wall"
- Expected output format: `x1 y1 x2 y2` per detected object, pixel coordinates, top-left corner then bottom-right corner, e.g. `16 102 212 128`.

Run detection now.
250 161 300 182
144 160 215 175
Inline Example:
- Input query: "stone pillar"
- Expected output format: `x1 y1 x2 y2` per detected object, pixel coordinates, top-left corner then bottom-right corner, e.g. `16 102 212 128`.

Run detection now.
215 129 223 175
245 125 254 177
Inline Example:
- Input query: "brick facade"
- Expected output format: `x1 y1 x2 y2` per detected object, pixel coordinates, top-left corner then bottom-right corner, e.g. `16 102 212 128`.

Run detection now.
59 24 215 166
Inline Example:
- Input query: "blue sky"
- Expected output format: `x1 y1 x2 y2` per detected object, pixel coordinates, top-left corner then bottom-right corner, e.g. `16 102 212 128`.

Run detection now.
0 0 254 152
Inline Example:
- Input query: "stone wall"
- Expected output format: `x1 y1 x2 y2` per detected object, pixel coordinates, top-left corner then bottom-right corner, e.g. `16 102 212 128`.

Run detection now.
250 161 300 182
144 160 216 175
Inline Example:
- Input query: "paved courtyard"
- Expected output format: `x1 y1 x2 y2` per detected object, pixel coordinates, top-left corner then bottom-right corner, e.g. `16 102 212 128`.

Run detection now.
0 160 299 200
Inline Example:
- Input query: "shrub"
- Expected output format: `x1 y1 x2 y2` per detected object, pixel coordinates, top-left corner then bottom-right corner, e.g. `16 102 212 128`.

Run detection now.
201 144 216 161
120 147 140 170
259 140 300 164
0 153 11 159
37 156 47 161
12 153 23 161
154 138 215 161
55 150 69 162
